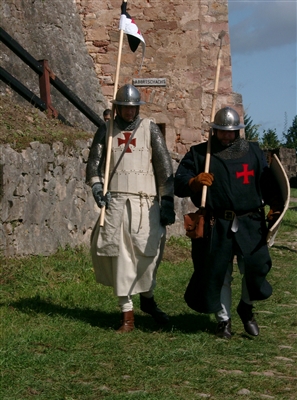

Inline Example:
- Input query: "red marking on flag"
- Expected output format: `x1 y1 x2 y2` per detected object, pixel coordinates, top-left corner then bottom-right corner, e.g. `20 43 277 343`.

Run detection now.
131 18 141 35
118 132 136 153
236 164 254 184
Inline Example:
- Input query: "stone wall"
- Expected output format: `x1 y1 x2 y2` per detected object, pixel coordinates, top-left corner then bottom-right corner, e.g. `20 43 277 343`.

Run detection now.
264 148 297 182
0 141 185 257
0 0 106 132
0 141 94 256
275 148 297 181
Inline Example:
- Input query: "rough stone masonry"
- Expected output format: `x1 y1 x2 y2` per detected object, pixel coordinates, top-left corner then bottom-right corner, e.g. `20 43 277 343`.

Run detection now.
0 140 189 256
1 141 94 256
0 0 242 256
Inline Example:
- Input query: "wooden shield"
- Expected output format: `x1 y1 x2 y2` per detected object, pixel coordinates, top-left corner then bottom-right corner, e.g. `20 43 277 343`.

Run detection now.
266 154 290 247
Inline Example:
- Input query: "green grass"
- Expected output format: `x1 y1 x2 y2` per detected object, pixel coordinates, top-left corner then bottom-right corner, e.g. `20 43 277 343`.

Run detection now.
1 209 297 399
0 94 93 151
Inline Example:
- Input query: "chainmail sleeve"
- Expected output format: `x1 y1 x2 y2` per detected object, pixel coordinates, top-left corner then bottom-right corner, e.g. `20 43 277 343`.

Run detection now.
150 121 174 198
86 124 107 186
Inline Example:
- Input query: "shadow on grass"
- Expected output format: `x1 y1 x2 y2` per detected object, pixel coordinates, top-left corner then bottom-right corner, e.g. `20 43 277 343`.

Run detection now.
273 244 297 253
7 295 216 335
137 313 217 335
282 220 297 230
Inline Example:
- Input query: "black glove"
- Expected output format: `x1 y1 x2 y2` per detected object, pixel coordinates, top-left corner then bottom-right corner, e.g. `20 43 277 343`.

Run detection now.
160 196 175 226
92 182 111 209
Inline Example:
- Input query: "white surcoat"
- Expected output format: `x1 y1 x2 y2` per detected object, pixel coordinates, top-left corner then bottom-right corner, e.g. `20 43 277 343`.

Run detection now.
109 118 157 195
90 118 166 296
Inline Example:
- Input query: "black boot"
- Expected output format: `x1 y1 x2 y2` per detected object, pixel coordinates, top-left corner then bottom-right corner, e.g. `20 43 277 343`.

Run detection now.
215 319 232 339
140 295 169 325
237 300 259 336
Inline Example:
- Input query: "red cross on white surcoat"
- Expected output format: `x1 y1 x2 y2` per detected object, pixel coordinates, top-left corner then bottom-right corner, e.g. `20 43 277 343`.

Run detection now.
118 132 136 153
236 163 254 184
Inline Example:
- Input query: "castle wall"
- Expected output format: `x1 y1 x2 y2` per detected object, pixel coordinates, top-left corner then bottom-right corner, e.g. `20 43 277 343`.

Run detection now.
0 141 185 256
0 0 248 256
75 0 243 154
0 0 106 132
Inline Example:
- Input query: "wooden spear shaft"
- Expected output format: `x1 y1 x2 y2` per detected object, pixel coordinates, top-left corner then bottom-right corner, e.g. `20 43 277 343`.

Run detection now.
99 1 127 226
200 30 225 208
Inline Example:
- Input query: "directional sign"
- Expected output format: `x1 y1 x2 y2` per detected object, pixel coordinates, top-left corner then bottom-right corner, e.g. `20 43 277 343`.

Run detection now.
132 78 166 87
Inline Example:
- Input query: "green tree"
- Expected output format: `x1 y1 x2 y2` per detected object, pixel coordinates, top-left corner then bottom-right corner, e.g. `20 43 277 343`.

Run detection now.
283 115 297 152
260 128 281 149
244 113 260 141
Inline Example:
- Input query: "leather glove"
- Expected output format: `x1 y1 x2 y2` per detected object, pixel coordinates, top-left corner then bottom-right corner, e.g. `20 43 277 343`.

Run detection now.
92 182 111 209
266 209 281 229
189 172 214 193
266 196 284 229
160 196 175 226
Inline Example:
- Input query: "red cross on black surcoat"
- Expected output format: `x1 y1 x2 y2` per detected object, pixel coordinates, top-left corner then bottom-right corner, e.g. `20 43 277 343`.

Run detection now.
236 163 254 184
118 132 136 153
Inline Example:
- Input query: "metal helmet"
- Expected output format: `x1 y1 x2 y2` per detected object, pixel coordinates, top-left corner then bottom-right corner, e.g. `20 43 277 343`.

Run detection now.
111 84 145 106
210 107 245 131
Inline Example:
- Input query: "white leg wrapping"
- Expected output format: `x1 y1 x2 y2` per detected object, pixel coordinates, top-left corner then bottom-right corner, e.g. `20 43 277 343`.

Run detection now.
215 262 233 322
118 296 133 312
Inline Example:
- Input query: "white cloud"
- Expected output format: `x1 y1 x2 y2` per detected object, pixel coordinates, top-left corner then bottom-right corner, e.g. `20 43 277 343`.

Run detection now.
228 0 297 54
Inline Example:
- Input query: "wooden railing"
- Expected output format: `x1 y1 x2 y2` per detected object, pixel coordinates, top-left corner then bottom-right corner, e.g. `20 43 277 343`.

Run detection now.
0 27 104 128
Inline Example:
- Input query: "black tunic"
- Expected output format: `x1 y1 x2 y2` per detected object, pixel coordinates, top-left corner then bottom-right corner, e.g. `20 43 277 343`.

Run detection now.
174 138 276 313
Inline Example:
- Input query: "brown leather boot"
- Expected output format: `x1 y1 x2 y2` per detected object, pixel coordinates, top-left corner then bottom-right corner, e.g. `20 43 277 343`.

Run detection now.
116 310 134 333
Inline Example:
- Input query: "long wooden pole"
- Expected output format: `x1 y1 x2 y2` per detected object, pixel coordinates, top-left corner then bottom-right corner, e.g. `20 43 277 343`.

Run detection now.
200 30 225 208
99 1 127 226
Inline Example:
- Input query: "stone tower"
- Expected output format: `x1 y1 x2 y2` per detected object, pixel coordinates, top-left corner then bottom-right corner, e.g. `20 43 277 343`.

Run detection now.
75 0 243 154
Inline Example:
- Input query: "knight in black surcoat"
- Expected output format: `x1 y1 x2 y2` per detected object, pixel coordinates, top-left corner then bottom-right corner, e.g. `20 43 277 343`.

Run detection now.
174 107 283 339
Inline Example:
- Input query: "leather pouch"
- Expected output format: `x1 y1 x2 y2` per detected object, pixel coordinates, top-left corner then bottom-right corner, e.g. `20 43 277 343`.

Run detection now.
183 209 205 239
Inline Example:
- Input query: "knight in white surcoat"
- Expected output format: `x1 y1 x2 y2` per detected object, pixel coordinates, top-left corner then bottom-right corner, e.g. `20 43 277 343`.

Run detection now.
86 84 175 333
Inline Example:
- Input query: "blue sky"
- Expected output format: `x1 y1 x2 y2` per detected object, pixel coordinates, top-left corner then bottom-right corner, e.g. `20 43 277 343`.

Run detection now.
228 0 297 140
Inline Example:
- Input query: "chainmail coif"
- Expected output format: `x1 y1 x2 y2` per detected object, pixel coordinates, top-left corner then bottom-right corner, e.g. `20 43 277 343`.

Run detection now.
211 135 250 160
114 113 140 131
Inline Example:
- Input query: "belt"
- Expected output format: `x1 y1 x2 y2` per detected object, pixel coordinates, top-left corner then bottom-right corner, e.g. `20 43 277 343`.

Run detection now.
214 208 262 221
